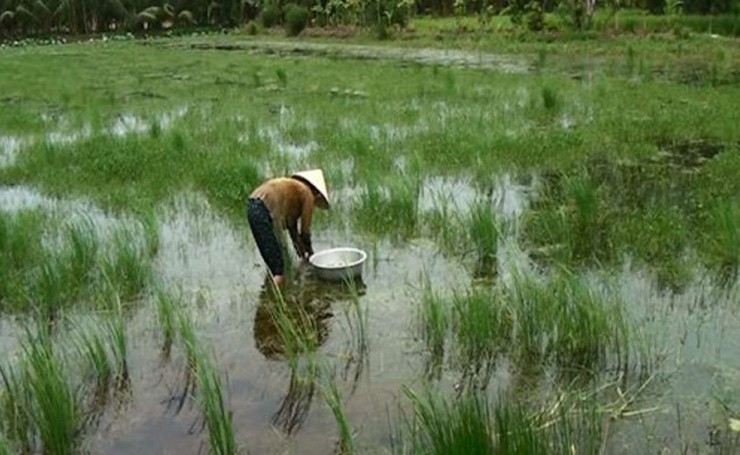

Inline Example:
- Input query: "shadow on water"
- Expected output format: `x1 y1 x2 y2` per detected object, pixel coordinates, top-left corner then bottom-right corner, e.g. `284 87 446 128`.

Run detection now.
252 271 368 436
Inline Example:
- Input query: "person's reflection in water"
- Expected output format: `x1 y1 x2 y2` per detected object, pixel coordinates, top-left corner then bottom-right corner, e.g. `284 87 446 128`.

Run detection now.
252 266 367 435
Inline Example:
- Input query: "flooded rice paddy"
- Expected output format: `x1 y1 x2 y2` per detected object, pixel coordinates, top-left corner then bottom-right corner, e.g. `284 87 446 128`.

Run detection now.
1 170 738 453
1 35 739 454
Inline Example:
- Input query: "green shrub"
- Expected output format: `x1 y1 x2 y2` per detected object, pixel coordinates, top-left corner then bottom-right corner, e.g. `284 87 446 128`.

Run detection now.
261 4 281 28
285 4 310 36
244 20 260 35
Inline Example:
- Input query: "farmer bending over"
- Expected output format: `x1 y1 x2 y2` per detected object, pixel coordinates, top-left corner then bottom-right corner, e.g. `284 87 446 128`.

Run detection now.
247 169 330 289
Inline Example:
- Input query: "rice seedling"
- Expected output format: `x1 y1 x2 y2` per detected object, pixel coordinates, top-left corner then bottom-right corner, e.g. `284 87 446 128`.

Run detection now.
108 303 130 387
76 326 114 409
265 288 323 371
320 376 355 454
193 348 238 455
709 200 740 280
22 328 81 455
155 286 180 359
101 226 153 304
466 201 500 277
353 178 421 241
0 210 46 308
399 386 605 455
176 310 237 454
63 217 100 302
526 172 615 267
336 277 369 391
451 288 511 384
35 257 68 329
0 431 11 455
418 277 449 374
401 387 494 454
505 271 630 374
0 361 33 453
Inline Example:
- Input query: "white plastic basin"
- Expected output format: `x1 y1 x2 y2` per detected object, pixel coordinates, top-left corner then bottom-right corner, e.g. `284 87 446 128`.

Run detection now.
309 247 367 282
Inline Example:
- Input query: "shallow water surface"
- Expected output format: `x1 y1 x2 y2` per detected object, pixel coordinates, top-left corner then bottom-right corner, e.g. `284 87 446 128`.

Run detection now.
81 193 472 454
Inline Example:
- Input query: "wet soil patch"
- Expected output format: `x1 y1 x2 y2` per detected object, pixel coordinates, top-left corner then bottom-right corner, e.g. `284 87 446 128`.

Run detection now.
187 40 531 74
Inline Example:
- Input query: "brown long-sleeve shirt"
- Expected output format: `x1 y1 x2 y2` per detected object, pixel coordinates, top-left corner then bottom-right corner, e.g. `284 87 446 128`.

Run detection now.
250 177 317 258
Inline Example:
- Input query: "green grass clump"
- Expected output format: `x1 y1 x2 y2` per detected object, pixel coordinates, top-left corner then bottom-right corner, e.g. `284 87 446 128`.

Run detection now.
0 210 46 309
195 349 237 455
22 330 81 454
101 227 154 303
421 271 632 377
467 201 501 277
321 377 354 454
155 286 181 358
0 210 156 316
353 180 420 241
507 272 628 371
398 388 604 454
177 312 237 454
709 201 740 280
418 279 449 368
451 289 510 377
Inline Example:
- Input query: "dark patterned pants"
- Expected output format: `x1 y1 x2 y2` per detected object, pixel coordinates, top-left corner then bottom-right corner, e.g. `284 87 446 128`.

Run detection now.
247 198 284 276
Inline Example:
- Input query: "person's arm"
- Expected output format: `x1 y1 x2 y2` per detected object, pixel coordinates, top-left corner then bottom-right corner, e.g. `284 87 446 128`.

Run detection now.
287 221 305 258
299 198 314 259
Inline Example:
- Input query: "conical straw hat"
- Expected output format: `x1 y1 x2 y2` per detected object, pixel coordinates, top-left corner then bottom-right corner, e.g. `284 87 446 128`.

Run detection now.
291 169 330 206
